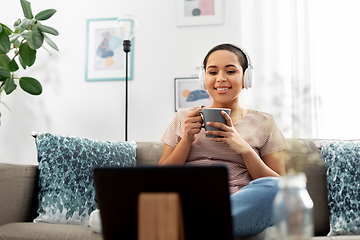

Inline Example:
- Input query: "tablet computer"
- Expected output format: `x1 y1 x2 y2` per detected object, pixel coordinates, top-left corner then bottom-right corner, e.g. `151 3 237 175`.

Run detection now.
93 165 233 240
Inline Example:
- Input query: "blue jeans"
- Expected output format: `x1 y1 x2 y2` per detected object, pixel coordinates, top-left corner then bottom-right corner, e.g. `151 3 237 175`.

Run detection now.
230 177 279 237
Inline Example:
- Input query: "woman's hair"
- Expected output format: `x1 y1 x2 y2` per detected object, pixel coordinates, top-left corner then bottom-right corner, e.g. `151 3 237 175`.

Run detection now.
202 43 248 73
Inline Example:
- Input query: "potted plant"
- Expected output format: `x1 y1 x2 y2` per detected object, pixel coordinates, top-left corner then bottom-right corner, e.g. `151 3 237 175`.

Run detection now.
0 0 58 125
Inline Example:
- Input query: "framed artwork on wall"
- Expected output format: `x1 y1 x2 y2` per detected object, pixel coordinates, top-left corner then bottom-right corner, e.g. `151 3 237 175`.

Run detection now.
85 18 134 82
174 77 213 111
176 0 223 27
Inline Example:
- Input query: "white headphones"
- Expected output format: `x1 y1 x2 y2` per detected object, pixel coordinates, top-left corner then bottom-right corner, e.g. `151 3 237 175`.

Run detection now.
199 45 253 90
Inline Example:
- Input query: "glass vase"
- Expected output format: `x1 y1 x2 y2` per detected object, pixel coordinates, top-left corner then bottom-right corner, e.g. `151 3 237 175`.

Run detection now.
273 172 314 240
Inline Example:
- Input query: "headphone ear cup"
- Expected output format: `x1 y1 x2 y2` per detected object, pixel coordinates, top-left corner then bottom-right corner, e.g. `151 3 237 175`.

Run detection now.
243 68 253 89
199 67 207 90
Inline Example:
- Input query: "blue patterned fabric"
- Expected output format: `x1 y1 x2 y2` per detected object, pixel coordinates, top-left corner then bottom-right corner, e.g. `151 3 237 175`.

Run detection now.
32 132 137 226
317 140 360 235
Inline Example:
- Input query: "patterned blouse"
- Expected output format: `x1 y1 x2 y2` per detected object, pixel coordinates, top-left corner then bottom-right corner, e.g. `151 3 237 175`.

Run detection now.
161 106 288 195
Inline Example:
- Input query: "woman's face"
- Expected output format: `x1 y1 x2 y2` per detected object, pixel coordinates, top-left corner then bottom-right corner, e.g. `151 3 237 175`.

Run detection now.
205 50 244 107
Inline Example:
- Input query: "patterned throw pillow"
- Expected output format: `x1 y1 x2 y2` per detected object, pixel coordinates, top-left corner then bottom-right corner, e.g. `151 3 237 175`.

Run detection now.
32 132 137 226
317 140 360 235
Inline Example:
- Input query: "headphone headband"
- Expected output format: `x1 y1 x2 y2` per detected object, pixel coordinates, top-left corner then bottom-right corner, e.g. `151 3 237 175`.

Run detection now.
236 45 253 72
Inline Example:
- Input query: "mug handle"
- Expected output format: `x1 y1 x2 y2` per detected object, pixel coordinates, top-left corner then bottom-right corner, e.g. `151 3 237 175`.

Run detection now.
199 111 205 128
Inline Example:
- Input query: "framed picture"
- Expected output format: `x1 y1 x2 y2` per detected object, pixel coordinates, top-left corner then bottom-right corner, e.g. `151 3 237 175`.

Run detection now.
176 0 223 26
85 18 134 82
174 77 213 111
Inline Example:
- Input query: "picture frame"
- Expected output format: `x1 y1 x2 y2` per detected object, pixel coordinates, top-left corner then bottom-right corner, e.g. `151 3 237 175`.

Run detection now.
176 0 223 26
174 77 213 111
85 18 134 82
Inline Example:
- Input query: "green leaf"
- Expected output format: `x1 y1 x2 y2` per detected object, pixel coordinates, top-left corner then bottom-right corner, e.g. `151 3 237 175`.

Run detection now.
9 59 19 72
43 33 58 51
21 27 44 50
0 67 10 78
19 42 36 67
35 9 56 21
19 77 42 95
4 77 17 95
14 26 25 31
0 27 10 54
14 19 21 27
19 55 27 69
19 19 34 30
20 0 34 19
0 54 10 70
0 23 13 35
37 24 59 36
14 39 21 48
9 34 21 43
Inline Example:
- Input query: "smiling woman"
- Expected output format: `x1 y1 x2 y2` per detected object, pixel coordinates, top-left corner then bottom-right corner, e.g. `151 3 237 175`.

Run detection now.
159 43 288 238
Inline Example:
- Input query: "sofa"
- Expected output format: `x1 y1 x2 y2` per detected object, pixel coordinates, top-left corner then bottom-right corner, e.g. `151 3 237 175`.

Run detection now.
0 138 359 240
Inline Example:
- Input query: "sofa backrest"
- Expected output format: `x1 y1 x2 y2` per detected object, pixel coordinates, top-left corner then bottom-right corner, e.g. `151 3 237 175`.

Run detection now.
136 141 164 166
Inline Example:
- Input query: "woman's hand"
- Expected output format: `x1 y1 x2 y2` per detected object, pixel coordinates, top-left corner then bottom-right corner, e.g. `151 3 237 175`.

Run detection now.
184 108 203 143
205 111 251 154
158 107 203 166
205 111 285 179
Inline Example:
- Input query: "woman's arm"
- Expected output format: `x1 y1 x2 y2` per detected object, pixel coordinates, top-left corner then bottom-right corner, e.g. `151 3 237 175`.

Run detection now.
158 140 191 165
240 148 285 179
206 111 286 179
158 108 203 166
263 151 286 176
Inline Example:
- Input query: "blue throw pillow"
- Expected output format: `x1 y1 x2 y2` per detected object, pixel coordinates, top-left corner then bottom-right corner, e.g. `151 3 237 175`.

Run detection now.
32 132 137 226
317 140 360 235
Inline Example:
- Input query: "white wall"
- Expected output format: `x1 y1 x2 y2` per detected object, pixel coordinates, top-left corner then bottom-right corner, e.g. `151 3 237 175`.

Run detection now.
0 0 243 165
2 0 360 165
311 0 360 139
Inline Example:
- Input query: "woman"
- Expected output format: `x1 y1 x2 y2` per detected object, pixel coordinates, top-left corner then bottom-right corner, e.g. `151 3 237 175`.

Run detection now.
159 43 288 237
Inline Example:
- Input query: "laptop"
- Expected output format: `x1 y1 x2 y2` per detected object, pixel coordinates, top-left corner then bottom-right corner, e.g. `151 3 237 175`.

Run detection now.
93 165 234 240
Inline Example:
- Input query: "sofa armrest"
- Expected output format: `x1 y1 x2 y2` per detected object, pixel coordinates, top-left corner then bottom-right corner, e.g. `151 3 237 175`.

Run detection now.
0 163 38 226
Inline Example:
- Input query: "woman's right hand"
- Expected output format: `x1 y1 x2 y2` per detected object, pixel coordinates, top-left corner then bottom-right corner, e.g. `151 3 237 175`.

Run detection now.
184 107 203 143
158 107 203 166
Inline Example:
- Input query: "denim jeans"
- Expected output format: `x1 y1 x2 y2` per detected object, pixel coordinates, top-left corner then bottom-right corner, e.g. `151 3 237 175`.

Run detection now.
230 177 280 237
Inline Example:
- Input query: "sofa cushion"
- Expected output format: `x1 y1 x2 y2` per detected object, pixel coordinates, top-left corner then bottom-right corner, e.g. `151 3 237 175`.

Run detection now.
32 132 136 226
0 222 102 240
317 140 360 235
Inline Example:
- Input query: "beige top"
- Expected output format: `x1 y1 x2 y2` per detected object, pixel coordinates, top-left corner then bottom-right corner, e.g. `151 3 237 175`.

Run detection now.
161 106 288 195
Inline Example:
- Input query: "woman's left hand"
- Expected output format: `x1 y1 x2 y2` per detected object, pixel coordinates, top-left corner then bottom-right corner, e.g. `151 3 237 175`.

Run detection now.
206 111 251 155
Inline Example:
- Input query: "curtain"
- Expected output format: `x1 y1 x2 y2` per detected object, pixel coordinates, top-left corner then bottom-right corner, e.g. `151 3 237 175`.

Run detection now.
238 0 320 138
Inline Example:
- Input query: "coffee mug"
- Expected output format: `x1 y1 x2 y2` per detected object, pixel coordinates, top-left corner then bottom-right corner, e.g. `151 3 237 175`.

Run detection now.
199 108 231 138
